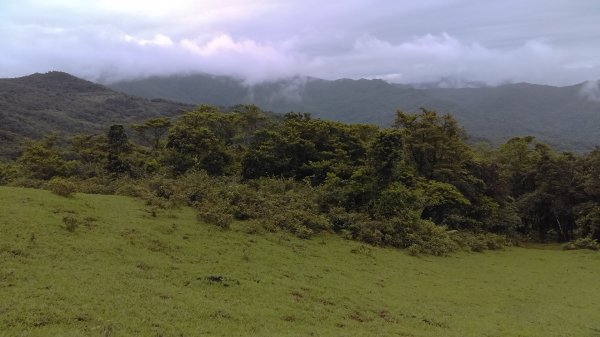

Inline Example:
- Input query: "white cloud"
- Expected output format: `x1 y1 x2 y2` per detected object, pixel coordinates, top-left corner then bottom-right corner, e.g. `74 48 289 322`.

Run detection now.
303 34 599 85
124 34 174 47
580 81 600 102
1 0 600 85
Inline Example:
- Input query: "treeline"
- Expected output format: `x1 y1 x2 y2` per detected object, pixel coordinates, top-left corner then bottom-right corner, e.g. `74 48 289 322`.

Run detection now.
1 105 599 254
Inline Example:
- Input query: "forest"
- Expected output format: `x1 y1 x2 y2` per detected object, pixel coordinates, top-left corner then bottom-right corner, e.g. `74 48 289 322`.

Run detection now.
1 105 599 255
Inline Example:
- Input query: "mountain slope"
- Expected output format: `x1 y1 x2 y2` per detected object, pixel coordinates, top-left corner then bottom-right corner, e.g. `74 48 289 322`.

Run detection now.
0 72 193 158
111 74 600 151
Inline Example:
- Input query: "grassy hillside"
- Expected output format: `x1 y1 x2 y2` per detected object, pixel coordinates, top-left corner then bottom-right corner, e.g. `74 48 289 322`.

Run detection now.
1 186 600 337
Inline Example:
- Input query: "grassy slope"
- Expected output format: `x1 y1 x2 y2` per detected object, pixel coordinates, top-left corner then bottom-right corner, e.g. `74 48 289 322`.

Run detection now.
1 186 599 337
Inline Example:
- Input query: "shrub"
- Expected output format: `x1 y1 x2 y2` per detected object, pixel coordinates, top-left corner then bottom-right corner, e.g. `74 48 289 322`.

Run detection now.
62 215 79 232
199 211 234 230
47 177 77 197
405 220 459 256
407 244 422 256
8 177 45 189
387 218 459 256
0 162 17 185
114 178 148 198
450 231 510 252
76 176 118 194
354 219 392 246
563 236 600 251
327 207 371 234
197 202 234 230
268 209 330 239
240 220 266 235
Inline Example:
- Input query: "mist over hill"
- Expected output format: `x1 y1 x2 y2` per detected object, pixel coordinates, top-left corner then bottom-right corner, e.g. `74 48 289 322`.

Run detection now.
0 72 193 158
111 74 600 151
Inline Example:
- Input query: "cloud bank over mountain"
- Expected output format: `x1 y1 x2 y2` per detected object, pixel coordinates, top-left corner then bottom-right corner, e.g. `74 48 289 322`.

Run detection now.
1 0 599 85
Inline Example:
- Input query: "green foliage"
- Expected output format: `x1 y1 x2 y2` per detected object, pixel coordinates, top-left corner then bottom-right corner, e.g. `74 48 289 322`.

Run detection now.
0 162 17 185
46 177 76 198
495 136 540 197
574 202 600 240
9 103 600 252
451 231 511 252
198 205 234 230
165 107 236 175
562 236 600 251
61 215 79 232
69 134 108 178
393 108 471 182
366 129 406 186
105 125 132 175
268 209 330 239
16 136 76 180
403 221 459 256
131 117 171 151
242 113 373 182
370 182 420 219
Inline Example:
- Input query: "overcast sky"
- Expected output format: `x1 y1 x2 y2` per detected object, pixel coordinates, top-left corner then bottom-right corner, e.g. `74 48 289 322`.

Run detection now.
1 0 599 85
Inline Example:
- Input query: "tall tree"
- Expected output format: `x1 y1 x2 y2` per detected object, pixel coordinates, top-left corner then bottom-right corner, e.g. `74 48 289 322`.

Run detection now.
165 109 233 175
393 108 472 183
131 117 171 152
105 125 132 175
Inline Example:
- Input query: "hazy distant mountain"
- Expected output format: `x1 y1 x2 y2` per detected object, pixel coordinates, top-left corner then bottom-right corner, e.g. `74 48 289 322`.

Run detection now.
110 74 600 151
2 71 598 158
0 71 192 158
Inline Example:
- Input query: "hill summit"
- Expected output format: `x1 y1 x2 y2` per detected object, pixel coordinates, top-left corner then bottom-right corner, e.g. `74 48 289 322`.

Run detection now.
0 71 192 158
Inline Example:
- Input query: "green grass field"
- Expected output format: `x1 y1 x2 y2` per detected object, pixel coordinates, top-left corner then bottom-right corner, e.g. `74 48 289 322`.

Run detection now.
1 186 599 337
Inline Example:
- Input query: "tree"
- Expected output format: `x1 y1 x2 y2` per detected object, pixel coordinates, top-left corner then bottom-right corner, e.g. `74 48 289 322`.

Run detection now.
516 148 582 241
105 125 132 175
131 117 171 152
574 148 600 240
366 129 408 186
16 135 75 180
393 108 471 183
495 136 540 197
242 113 372 183
165 110 233 175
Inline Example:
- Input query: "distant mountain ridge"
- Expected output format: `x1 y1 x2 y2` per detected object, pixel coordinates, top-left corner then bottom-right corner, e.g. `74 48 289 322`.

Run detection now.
1 71 599 158
0 71 193 158
110 74 600 151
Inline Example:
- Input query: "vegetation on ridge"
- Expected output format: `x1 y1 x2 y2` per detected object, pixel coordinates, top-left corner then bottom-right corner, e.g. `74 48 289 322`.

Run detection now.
2 104 599 253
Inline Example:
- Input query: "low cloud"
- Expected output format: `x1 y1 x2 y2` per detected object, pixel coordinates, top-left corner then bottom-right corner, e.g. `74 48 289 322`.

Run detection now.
579 81 600 102
308 34 595 86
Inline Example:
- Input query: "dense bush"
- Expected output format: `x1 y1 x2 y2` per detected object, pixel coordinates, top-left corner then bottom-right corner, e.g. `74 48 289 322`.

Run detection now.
393 219 459 256
563 237 599 251
267 209 330 239
451 231 511 252
135 172 331 237
0 162 16 184
62 215 79 232
46 177 77 197
197 205 234 230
